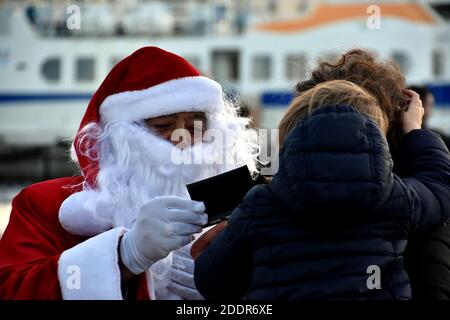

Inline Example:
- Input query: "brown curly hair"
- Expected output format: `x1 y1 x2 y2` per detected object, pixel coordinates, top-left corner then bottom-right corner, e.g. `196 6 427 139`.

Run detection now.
279 80 388 146
295 49 407 148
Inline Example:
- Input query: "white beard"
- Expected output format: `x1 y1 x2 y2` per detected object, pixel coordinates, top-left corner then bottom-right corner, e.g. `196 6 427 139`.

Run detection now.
59 113 257 236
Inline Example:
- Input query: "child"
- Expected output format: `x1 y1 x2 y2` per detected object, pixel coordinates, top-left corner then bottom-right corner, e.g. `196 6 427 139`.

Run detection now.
193 80 450 300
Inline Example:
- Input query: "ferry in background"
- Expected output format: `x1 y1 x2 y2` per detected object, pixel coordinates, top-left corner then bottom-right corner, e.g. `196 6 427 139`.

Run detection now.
0 0 449 148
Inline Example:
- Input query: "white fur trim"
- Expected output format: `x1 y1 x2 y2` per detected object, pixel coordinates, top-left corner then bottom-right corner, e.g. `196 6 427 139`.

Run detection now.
59 190 113 237
57 227 126 300
100 76 224 122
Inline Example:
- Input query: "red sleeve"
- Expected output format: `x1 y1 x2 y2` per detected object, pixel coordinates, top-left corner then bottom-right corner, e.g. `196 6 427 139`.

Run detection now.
0 178 84 300
134 274 151 300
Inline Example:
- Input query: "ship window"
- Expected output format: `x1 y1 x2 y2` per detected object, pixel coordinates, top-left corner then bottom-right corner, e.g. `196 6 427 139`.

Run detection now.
268 0 277 13
41 57 61 82
252 55 272 80
212 50 240 82
285 54 308 80
16 61 27 72
298 0 309 13
431 4 450 21
391 51 410 75
215 5 227 21
432 50 445 78
76 57 95 81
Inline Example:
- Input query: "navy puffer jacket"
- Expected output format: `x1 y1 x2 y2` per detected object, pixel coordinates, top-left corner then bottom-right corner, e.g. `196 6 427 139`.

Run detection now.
194 105 450 300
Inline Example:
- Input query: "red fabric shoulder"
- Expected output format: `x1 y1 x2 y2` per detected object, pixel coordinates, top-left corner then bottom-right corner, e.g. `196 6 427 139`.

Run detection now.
10 176 86 248
0 176 85 299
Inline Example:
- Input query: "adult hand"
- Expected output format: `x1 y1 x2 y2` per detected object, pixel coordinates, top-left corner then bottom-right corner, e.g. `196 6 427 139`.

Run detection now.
167 243 204 300
402 90 424 135
190 221 228 260
120 196 207 275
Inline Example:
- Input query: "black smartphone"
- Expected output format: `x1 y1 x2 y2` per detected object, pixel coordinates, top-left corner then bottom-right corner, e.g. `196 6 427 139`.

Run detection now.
186 166 254 227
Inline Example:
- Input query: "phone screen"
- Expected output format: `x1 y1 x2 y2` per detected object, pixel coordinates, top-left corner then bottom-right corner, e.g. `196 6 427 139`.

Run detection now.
186 166 254 227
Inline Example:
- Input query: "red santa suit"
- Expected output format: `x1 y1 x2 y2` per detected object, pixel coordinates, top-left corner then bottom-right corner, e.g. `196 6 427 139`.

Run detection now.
0 176 151 299
0 47 233 299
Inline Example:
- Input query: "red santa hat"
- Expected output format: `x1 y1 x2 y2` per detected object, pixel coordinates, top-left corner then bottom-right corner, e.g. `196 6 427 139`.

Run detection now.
73 46 224 187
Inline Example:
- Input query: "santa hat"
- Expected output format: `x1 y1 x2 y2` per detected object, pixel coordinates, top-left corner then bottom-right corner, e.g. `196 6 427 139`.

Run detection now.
73 46 224 187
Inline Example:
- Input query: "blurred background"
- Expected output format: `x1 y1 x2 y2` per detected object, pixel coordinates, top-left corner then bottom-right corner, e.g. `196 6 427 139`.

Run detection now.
1 0 450 237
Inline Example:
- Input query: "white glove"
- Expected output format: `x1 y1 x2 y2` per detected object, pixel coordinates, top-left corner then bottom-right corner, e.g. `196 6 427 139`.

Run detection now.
167 243 204 300
120 196 207 275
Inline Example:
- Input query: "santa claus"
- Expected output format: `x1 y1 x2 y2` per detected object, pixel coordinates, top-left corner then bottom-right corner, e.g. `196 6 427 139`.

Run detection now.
0 47 258 299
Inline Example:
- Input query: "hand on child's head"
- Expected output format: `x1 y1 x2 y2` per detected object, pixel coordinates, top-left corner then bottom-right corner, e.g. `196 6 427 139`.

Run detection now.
402 90 424 135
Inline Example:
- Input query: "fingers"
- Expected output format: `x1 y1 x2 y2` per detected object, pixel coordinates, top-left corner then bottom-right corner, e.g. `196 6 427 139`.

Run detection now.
168 222 202 236
156 289 183 300
167 281 204 300
404 89 419 99
171 264 195 288
171 251 197 297
172 251 195 274
174 242 194 257
154 196 205 212
166 209 208 225
401 90 424 135
403 90 421 112
160 235 194 254
404 90 422 112
411 94 422 108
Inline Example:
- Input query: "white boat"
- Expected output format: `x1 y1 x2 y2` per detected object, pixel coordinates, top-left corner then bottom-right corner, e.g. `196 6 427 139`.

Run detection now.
1 0 449 147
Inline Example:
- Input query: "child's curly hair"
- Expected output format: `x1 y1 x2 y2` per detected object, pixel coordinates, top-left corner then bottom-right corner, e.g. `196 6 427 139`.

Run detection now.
278 80 388 146
295 48 407 149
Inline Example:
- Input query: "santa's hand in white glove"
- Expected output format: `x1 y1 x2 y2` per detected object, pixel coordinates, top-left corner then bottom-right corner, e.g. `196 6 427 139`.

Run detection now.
120 196 207 275
167 243 204 300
